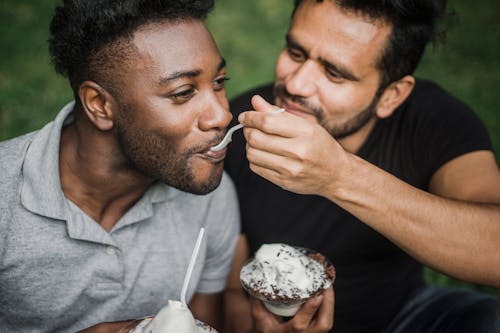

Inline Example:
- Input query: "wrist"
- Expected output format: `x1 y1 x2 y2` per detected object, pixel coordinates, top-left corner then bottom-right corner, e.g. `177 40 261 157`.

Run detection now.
320 152 358 202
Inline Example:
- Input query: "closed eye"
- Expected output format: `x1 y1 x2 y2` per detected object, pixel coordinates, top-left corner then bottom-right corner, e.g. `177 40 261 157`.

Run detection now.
214 76 230 91
169 87 196 103
287 47 306 62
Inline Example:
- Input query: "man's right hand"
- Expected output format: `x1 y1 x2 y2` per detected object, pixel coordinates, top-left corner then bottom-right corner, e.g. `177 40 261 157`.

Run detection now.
251 286 334 333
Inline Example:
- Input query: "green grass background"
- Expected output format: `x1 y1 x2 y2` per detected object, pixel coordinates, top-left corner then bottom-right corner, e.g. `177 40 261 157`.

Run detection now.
1 1 498 295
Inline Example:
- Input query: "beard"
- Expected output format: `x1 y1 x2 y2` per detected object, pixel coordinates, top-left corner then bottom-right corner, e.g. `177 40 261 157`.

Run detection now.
273 84 379 140
114 103 223 195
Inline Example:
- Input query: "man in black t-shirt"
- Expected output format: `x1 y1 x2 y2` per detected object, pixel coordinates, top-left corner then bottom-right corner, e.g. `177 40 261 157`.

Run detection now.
222 1 500 333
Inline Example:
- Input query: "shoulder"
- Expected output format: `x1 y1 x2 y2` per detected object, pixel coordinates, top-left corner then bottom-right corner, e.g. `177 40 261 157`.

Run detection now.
0 132 36 162
0 132 37 254
396 79 492 179
393 79 489 144
0 132 37 189
404 79 480 123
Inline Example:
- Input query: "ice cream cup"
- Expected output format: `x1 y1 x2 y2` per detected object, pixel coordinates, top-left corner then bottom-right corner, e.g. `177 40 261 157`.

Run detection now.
262 299 305 317
240 245 335 317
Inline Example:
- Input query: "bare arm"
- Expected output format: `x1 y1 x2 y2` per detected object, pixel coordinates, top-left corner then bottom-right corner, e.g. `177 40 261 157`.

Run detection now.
240 98 500 287
327 151 500 286
223 234 253 333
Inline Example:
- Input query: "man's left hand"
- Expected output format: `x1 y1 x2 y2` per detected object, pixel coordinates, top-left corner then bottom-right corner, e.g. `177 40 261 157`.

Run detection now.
251 287 334 333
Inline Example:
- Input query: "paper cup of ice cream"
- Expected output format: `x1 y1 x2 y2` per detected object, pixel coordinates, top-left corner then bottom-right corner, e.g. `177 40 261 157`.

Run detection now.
240 243 335 317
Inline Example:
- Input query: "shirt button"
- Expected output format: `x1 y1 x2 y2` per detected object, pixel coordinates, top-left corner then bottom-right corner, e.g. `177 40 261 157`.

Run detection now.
106 246 116 255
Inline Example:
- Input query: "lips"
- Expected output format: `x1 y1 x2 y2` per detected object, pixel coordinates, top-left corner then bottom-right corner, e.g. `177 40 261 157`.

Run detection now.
204 147 226 162
281 99 315 119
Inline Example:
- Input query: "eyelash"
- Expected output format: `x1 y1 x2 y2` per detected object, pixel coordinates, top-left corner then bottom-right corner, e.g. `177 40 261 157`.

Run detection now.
287 47 305 61
287 47 344 82
168 76 230 103
214 76 230 90
171 88 195 99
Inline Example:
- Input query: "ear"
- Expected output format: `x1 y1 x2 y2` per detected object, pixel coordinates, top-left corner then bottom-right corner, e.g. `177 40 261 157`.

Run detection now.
375 75 415 119
78 81 115 131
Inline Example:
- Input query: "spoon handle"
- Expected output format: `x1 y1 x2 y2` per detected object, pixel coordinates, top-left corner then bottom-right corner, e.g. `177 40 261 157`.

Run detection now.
227 123 244 135
209 108 285 152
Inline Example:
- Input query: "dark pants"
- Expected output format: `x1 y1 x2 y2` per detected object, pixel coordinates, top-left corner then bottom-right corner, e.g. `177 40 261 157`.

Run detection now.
384 286 500 333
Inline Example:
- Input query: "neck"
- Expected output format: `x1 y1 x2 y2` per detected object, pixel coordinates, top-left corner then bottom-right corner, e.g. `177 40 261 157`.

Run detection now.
337 116 377 154
59 120 154 231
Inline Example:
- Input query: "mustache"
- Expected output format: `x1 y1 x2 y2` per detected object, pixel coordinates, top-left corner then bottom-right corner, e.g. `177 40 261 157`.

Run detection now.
273 84 323 117
274 84 307 106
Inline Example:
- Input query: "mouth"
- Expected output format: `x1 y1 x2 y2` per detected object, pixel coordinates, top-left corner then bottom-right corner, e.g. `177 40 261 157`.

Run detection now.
281 99 316 119
203 147 227 162
197 135 227 162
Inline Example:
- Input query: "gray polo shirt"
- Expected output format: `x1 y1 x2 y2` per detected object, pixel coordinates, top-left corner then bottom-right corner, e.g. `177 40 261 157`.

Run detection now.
0 102 240 332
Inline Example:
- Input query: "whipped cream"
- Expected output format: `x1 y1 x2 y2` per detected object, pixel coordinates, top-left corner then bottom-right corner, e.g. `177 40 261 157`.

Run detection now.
131 300 216 333
240 243 331 301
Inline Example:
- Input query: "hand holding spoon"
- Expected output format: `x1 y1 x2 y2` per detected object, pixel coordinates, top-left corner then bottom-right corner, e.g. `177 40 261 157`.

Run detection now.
210 108 285 152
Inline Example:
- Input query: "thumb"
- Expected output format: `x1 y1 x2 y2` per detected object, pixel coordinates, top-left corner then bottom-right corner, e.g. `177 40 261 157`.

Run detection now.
251 95 281 113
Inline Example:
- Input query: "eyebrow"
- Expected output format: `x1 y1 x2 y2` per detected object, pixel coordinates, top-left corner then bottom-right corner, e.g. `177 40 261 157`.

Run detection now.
159 58 226 85
286 34 360 82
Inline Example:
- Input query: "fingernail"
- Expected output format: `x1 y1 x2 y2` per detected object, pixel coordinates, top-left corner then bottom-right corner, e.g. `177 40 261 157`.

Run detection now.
238 113 246 123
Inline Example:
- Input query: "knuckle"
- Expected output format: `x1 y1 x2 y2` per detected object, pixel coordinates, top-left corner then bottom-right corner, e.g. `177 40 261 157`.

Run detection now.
290 145 308 163
291 322 308 332
317 320 333 332
246 130 258 146
259 115 272 130
288 164 305 179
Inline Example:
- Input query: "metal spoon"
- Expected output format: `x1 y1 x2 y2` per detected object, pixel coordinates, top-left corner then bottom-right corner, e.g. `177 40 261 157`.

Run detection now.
210 108 285 152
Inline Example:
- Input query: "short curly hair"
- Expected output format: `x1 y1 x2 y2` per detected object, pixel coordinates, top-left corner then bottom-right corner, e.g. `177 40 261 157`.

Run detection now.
49 0 214 96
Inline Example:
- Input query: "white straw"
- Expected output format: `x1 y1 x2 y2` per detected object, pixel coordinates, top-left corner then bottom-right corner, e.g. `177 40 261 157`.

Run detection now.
180 227 205 307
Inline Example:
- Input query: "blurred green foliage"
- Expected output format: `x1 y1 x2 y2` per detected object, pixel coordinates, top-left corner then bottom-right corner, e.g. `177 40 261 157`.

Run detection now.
0 0 498 295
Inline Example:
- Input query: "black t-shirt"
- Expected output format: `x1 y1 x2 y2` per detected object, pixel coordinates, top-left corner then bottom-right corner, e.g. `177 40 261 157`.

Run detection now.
224 79 492 333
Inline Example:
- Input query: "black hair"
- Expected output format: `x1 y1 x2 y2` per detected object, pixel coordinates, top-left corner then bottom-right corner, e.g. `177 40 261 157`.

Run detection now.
293 0 448 89
49 0 214 97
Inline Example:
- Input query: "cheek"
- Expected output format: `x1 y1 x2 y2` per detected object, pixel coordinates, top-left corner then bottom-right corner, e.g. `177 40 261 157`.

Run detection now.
146 101 199 137
275 51 294 80
319 84 373 114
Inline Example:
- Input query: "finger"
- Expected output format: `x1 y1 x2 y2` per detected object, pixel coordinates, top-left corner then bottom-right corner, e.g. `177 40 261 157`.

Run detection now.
243 127 304 158
313 288 334 332
250 298 281 332
251 95 282 113
238 111 292 138
246 144 304 180
249 161 289 190
282 295 323 333
239 107 306 138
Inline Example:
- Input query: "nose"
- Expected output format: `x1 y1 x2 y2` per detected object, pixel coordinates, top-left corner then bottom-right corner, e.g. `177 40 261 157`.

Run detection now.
198 92 232 131
285 59 317 98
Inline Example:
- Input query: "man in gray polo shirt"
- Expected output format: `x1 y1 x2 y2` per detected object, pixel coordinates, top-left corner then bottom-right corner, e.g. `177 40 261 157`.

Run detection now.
0 1 239 332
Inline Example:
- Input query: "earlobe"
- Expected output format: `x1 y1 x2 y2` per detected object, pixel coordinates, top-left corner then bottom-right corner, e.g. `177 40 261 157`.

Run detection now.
375 75 415 119
78 81 115 131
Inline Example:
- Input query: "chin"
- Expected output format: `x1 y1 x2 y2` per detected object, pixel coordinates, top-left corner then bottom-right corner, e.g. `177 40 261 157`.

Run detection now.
165 163 224 195
185 173 223 195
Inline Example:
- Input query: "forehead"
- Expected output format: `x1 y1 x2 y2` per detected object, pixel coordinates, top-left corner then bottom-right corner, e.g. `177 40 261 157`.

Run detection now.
291 1 391 71
129 20 221 79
